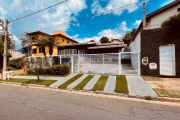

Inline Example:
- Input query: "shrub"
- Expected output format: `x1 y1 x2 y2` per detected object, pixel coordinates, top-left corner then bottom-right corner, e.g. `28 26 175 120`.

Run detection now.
27 68 35 74
145 95 152 100
9 57 27 69
161 13 180 27
27 65 70 75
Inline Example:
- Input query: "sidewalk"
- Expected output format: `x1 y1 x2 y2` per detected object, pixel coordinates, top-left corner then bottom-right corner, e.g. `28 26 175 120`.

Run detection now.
126 76 158 98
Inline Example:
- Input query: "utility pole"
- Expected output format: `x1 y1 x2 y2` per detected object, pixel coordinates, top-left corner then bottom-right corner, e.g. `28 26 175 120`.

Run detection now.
143 2 146 30
3 19 8 78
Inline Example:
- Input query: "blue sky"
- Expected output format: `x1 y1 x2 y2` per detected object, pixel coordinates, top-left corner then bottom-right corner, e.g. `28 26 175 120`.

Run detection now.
0 0 174 48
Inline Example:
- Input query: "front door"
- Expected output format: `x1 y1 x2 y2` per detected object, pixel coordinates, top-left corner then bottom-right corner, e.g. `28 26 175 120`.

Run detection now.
159 45 176 76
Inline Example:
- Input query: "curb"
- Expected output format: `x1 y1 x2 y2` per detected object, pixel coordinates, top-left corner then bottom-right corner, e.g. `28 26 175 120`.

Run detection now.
0 82 47 88
158 97 180 103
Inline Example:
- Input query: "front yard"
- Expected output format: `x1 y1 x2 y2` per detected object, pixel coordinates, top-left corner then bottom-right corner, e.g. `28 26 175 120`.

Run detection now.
0 78 57 87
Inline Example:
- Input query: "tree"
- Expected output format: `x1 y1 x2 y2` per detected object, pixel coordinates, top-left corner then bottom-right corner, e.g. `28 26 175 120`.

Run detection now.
100 36 109 44
89 40 95 42
161 13 180 27
0 38 4 69
122 28 137 46
21 34 31 56
34 35 60 66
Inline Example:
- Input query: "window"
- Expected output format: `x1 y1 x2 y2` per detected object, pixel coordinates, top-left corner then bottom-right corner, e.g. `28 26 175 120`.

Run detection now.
62 39 64 42
32 36 39 41
69 49 77 55
67 41 69 44
39 47 43 53
178 8 180 12
32 48 37 54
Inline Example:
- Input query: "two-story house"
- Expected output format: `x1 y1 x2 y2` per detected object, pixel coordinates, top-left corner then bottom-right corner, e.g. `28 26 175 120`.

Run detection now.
26 30 78 57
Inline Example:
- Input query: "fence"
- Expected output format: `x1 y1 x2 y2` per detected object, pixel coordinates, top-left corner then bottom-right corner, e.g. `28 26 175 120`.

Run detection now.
28 52 140 76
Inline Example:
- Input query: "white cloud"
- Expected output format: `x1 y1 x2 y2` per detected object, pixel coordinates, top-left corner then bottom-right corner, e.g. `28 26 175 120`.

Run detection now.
133 20 141 27
71 21 131 43
91 0 139 16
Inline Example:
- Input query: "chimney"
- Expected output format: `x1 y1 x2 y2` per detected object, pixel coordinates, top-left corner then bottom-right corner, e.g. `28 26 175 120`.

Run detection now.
143 2 146 30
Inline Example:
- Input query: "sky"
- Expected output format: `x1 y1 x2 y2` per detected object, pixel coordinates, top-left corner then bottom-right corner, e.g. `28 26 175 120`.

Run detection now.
0 0 175 49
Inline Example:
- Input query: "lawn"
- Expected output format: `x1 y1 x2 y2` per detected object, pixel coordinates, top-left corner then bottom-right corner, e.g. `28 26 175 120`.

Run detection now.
142 76 162 81
0 78 57 87
92 75 108 91
59 74 83 89
18 74 68 77
154 88 180 98
114 75 128 93
74 75 94 90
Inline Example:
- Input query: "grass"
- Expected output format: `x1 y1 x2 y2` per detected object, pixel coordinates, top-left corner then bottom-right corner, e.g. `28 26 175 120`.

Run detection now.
142 76 162 81
59 74 83 89
0 78 57 87
74 75 94 90
18 74 68 77
114 75 128 93
92 75 108 91
154 88 180 98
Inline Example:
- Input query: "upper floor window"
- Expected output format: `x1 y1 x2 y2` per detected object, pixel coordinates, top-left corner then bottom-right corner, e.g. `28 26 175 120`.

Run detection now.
32 36 39 41
39 47 43 53
178 8 180 12
32 48 37 54
67 41 69 44
62 39 64 42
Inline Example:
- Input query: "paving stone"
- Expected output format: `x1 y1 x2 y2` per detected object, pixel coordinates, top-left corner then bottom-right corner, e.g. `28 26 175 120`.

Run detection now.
83 75 101 90
104 76 116 94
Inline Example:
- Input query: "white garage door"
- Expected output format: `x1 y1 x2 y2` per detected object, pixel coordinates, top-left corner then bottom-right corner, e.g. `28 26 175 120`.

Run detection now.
159 45 176 76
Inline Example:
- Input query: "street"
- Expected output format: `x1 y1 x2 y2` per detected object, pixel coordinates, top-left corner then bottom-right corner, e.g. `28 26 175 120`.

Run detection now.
0 84 180 120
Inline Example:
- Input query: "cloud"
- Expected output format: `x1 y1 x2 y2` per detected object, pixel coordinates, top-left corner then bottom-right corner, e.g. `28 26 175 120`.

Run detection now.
133 20 141 27
91 0 139 16
0 0 87 48
71 21 131 43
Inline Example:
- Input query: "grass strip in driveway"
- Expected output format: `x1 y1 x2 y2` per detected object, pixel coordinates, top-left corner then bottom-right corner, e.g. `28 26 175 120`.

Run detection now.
114 75 128 93
0 78 57 87
92 75 108 91
59 74 83 89
154 88 180 98
74 75 94 90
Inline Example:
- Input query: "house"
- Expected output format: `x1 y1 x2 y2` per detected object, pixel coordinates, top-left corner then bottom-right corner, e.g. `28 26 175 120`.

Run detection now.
26 30 78 57
128 0 180 77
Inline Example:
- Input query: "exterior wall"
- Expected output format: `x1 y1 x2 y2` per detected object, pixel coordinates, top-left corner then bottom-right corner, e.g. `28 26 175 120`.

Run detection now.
129 32 141 71
9 49 25 59
141 27 180 77
146 3 180 28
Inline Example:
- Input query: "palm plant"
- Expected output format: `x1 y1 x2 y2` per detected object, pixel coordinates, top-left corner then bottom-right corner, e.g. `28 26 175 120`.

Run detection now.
35 35 60 66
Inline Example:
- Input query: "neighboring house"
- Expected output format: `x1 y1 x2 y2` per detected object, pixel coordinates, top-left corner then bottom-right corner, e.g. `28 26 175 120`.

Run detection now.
26 30 78 57
58 42 126 56
129 0 180 77
8 49 27 59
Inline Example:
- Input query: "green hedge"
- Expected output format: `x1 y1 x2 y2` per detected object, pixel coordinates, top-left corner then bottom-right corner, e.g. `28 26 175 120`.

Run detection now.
27 65 70 75
8 57 27 69
161 13 180 27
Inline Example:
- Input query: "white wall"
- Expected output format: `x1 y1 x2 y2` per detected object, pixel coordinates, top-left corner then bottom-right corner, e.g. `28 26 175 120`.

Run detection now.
9 49 25 59
129 32 141 73
146 3 180 28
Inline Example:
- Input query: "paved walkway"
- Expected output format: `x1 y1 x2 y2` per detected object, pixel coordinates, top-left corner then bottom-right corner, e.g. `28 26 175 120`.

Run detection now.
49 74 77 88
104 76 116 94
67 74 89 89
126 76 158 97
83 75 101 90
11 74 158 97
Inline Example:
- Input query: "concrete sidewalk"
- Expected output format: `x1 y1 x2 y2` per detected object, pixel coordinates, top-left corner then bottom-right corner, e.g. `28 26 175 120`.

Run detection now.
126 76 158 98
49 73 77 88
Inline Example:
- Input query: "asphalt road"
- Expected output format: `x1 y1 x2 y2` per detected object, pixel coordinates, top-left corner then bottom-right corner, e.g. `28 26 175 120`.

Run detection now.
0 84 180 120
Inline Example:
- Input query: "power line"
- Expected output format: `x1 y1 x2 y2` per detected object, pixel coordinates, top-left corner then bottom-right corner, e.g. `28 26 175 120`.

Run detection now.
9 0 68 23
14 0 155 35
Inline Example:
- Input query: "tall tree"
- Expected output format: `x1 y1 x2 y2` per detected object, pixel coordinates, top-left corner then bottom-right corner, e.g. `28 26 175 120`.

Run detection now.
122 28 137 46
89 40 95 42
100 36 109 44
35 35 59 66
